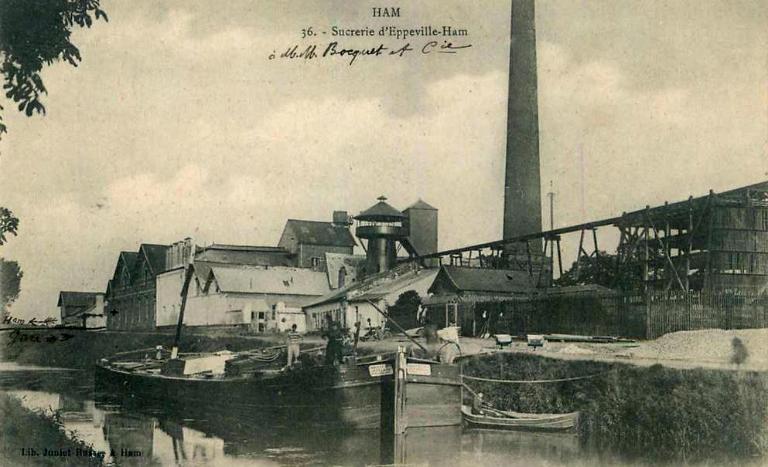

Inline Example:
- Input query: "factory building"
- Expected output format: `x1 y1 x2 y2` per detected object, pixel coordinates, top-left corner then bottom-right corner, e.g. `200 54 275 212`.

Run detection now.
58 291 106 329
277 212 357 271
105 244 168 331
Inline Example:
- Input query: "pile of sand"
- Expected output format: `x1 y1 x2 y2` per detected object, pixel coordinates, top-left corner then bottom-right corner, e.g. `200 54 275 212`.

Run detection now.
633 329 768 367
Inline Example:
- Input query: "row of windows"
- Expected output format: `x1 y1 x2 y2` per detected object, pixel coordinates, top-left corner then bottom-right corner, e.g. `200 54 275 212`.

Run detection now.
310 308 343 329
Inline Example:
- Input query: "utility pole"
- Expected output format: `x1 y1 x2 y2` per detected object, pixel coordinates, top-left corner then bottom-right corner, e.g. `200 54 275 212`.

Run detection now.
547 180 555 284
547 180 555 231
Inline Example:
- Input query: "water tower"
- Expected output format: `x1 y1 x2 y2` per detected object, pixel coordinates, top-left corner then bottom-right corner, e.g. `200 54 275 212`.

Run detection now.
355 196 408 274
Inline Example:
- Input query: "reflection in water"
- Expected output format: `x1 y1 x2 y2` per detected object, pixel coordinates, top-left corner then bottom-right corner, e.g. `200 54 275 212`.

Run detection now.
0 365 762 466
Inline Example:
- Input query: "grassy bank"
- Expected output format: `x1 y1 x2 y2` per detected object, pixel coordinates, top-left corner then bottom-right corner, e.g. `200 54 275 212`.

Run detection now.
463 353 768 464
0 329 271 369
0 392 102 466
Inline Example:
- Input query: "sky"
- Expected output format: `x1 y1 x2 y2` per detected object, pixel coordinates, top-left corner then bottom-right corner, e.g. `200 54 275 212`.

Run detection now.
1 0 766 320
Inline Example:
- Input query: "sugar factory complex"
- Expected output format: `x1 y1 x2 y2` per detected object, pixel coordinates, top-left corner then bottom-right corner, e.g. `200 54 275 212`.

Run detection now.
59 0 767 341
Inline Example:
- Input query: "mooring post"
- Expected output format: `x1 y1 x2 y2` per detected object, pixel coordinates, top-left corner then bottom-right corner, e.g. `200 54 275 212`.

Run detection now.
394 345 408 435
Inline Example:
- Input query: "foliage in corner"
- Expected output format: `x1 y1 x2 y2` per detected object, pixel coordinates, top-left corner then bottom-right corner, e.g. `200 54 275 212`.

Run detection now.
0 258 23 319
0 206 18 245
0 0 108 137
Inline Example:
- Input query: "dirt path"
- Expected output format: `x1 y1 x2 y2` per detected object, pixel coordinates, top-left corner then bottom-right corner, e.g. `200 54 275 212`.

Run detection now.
456 329 768 372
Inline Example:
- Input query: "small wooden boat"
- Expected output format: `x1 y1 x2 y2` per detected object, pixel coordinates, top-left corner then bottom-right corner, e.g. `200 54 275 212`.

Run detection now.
461 405 579 432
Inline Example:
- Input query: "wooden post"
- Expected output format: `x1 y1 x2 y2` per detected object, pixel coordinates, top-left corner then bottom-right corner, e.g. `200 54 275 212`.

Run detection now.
393 346 408 435
171 264 195 359
592 228 600 283
380 347 408 465
525 241 534 278
703 191 715 292
644 206 651 339
576 229 585 281
686 197 693 291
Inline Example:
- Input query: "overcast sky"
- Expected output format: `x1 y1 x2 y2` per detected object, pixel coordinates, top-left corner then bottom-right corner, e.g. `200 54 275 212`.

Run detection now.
1 0 766 319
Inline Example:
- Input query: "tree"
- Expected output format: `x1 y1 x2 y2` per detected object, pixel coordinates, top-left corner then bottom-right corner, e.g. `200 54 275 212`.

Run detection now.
0 207 18 245
0 0 108 137
387 290 423 330
0 258 22 321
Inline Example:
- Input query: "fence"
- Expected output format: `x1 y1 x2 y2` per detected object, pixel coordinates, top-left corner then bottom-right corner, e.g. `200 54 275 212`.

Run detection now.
470 290 768 340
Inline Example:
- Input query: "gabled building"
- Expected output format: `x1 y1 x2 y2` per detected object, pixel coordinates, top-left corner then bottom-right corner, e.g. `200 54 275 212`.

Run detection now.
58 291 105 328
277 212 357 271
424 265 535 334
105 244 169 330
157 263 330 333
303 263 438 332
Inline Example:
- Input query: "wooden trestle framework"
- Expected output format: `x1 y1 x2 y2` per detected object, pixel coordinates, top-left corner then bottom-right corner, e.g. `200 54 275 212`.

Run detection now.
412 181 768 294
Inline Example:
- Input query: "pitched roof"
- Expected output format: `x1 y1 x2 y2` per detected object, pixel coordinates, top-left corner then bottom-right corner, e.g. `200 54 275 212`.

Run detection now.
405 199 437 211
324 253 367 289
206 244 286 252
283 219 357 247
304 263 435 309
139 244 169 275
120 251 139 271
352 268 438 302
429 266 534 295
355 198 406 221
209 265 331 296
58 291 102 307
195 244 294 267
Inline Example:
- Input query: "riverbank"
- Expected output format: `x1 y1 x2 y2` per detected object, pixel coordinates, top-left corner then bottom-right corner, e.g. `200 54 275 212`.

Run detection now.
462 353 768 464
0 328 275 369
0 392 103 466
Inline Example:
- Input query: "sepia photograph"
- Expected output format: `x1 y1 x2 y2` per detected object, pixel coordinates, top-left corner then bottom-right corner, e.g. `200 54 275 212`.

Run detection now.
0 0 767 465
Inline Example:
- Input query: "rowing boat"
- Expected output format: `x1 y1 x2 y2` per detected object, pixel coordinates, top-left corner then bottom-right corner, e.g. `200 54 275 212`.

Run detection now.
461 405 579 432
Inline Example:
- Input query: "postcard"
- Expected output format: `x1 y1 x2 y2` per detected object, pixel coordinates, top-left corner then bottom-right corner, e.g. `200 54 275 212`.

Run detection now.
1 1 766 465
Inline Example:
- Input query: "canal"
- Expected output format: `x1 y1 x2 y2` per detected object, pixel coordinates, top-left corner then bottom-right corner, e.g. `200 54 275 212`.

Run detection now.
0 362 761 466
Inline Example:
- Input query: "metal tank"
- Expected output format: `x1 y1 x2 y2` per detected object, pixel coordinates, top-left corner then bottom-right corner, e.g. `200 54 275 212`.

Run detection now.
355 196 408 274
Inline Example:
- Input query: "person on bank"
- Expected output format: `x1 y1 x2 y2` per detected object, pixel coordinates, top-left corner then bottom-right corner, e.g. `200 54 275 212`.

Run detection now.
323 320 344 365
286 323 302 368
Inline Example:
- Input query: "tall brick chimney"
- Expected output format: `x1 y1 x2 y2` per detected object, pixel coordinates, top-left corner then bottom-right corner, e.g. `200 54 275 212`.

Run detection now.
504 0 543 249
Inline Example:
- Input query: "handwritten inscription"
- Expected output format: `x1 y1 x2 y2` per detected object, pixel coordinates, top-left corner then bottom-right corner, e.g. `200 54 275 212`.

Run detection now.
270 41 471 65
6 329 75 345
2 315 56 327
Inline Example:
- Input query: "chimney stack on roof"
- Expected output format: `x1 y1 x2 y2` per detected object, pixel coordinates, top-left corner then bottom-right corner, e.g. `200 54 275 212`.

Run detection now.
332 210 352 227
